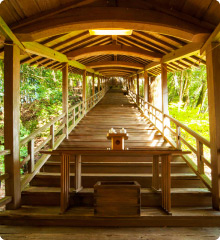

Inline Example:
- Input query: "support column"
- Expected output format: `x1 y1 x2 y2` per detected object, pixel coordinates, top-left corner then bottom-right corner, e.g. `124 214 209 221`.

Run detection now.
161 63 169 114
161 63 169 135
83 70 87 113
206 43 220 210
92 74 95 96
62 63 69 139
98 76 100 92
4 42 21 209
136 74 139 105
132 77 134 91
144 70 149 102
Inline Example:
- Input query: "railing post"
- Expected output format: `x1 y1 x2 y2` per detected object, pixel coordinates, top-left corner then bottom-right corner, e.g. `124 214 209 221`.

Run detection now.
62 63 69 139
176 126 181 149
28 139 35 173
152 155 160 191
50 124 55 149
196 140 204 174
162 113 165 138
73 108 75 126
79 104 82 117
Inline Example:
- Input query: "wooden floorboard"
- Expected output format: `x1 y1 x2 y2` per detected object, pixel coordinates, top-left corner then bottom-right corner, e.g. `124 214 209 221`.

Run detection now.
0 226 220 240
58 90 171 150
1 206 220 227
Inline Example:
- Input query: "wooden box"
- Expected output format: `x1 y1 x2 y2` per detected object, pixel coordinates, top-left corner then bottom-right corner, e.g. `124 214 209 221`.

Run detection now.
94 181 141 217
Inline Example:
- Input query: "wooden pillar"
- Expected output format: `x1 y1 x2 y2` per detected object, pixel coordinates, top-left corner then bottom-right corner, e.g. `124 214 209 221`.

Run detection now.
161 63 169 114
144 70 149 102
82 70 86 101
206 43 220 210
98 76 100 92
4 42 21 209
62 63 69 139
92 74 95 96
136 74 139 105
82 70 87 114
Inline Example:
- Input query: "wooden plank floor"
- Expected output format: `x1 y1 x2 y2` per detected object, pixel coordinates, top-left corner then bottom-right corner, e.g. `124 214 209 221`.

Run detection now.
59 89 172 150
1 206 220 227
1 226 220 240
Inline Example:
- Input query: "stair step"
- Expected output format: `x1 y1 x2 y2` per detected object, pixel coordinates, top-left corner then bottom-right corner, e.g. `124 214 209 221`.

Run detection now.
22 187 211 207
30 173 205 188
47 155 186 163
41 161 193 174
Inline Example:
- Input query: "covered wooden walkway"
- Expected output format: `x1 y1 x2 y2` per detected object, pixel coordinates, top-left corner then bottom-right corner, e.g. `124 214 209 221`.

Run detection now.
1 0 220 228
0 88 218 227
60 88 171 150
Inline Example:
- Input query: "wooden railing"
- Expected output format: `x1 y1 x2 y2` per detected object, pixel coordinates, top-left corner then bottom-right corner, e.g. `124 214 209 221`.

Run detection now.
0 149 12 207
129 90 212 190
19 87 107 192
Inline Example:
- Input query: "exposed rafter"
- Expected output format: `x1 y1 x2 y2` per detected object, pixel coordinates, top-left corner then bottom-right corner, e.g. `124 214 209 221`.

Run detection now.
86 61 144 70
66 45 163 61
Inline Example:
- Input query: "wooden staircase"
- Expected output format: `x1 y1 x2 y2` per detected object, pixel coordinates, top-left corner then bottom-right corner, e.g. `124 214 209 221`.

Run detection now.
22 89 211 208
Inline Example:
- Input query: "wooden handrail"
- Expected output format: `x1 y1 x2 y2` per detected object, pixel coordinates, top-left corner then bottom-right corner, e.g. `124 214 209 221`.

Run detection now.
0 149 11 156
20 113 65 146
164 114 210 148
129 90 212 189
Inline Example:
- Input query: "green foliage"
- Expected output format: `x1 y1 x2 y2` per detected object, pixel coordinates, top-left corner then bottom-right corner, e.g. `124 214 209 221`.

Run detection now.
168 65 208 112
19 64 63 135
169 103 209 141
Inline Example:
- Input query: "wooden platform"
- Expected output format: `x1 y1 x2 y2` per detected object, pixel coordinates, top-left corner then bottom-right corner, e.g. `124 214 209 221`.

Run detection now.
1 206 220 227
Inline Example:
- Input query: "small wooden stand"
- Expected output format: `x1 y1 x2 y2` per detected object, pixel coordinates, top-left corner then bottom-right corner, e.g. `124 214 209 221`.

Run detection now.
94 181 141 217
107 133 128 150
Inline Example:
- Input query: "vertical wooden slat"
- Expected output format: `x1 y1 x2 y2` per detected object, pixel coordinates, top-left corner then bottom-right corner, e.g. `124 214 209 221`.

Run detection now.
167 154 171 213
4 42 21 210
161 155 171 215
152 155 160 191
176 126 181 149
50 124 54 149
62 63 69 139
28 139 35 173
161 155 164 210
196 140 204 174
75 155 82 192
60 153 70 214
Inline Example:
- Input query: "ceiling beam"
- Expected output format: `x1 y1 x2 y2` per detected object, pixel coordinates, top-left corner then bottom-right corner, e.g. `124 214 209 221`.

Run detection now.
162 42 203 63
0 16 25 51
132 42 204 76
66 44 162 61
201 22 220 54
0 17 100 75
13 7 211 42
86 61 144 70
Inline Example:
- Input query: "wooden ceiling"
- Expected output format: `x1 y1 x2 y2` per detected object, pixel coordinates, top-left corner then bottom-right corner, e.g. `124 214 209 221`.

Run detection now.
0 0 219 77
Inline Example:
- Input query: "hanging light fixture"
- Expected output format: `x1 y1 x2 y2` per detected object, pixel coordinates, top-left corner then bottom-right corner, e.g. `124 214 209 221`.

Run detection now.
89 29 133 35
